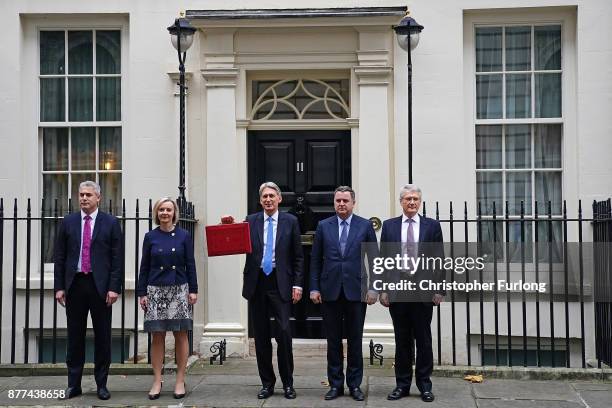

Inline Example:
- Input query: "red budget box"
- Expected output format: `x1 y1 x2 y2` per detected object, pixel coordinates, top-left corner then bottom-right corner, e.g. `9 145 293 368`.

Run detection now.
205 222 252 256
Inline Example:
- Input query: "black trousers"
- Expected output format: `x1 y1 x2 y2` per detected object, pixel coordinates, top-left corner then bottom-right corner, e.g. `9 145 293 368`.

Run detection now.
389 302 433 393
65 273 112 389
321 290 367 389
250 269 294 388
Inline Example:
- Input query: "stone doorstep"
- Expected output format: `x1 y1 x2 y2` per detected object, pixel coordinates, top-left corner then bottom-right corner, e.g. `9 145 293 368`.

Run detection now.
2 357 610 381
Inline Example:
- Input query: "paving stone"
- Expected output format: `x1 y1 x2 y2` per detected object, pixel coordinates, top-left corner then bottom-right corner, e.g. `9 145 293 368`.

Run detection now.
472 379 579 401
184 383 264 407
367 377 475 408
576 390 612 408
571 382 612 391
261 387 365 408
476 400 584 408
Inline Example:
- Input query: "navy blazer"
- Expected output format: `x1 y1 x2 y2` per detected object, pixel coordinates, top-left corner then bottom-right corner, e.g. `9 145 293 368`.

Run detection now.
54 210 124 299
136 227 198 297
310 214 378 302
380 214 445 301
242 211 304 303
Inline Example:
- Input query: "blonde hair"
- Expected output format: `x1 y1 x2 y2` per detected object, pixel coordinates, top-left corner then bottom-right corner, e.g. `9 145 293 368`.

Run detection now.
153 197 179 225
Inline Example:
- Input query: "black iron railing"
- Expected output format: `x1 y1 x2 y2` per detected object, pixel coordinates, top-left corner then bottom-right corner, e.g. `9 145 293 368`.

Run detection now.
0 197 196 365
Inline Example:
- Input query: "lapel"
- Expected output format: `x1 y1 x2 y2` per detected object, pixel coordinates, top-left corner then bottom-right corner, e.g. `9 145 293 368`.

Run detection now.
255 212 264 252
329 216 340 253
74 213 82 250
419 214 428 243
275 212 284 249
343 215 359 256
91 211 103 243
393 216 402 243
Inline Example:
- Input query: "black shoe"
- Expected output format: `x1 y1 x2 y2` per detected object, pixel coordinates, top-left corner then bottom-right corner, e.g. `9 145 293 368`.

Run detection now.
421 391 435 402
173 383 186 399
257 385 274 399
284 386 297 399
350 387 365 401
97 386 111 400
148 382 162 400
387 386 410 400
59 387 82 400
324 387 344 400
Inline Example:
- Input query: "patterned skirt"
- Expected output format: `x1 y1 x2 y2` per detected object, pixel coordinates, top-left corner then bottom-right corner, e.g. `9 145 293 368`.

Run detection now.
144 283 193 332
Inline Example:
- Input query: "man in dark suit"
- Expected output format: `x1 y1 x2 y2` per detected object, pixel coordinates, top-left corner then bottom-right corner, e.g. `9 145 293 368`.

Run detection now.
54 180 123 400
380 184 444 403
310 186 378 401
241 181 304 400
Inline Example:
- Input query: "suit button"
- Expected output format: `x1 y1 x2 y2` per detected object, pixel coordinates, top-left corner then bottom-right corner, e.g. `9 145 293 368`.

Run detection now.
171 233 175 237
172 265 176 270
160 266 164 270
172 248 176 252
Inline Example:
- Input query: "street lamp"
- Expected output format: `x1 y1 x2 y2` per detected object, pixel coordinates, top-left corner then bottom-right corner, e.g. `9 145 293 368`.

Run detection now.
167 17 196 203
393 12 424 184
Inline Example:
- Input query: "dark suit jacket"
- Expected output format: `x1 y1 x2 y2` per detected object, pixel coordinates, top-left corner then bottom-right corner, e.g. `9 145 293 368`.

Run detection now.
310 214 378 302
242 211 304 303
54 210 124 299
380 214 445 302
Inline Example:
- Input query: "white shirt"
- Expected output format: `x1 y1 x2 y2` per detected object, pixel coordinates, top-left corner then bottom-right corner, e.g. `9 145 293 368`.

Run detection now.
261 211 279 269
77 208 98 272
401 213 420 244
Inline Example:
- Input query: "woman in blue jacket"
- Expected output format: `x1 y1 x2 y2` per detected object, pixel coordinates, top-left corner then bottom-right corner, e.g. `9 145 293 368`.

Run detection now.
137 197 198 400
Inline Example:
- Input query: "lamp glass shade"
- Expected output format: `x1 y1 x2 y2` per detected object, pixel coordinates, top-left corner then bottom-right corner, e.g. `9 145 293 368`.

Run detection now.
396 32 420 52
171 32 194 52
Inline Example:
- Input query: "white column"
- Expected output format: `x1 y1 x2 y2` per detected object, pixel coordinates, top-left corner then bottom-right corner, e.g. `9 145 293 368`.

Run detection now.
198 28 249 357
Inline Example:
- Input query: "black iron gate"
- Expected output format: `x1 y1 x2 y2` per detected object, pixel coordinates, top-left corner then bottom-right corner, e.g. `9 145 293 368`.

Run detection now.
593 198 612 367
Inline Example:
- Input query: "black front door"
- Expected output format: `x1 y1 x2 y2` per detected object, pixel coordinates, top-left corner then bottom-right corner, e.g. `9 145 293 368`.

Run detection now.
248 130 351 338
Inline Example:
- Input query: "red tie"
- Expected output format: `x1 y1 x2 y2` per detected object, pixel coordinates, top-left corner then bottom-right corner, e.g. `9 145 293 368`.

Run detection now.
81 215 92 273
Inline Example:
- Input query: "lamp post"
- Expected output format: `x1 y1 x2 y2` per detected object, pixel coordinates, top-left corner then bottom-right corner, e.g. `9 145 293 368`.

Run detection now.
167 17 196 204
393 12 423 184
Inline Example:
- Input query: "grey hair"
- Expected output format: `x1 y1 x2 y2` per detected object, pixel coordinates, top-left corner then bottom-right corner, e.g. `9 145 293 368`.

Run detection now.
79 180 101 196
334 185 355 202
399 184 422 202
259 181 282 198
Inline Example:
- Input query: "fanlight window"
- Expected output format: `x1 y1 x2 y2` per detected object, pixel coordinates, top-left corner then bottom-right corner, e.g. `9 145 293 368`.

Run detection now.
251 79 350 120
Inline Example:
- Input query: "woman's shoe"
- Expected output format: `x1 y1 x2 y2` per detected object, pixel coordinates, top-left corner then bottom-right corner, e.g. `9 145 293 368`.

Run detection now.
173 383 186 399
148 382 162 400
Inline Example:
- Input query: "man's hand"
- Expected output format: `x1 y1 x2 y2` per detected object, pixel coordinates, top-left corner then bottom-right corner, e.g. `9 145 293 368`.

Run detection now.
433 294 444 306
379 292 390 307
55 290 66 307
220 215 235 224
106 291 119 307
310 291 322 304
139 296 148 311
366 290 378 305
292 288 302 304
188 293 198 305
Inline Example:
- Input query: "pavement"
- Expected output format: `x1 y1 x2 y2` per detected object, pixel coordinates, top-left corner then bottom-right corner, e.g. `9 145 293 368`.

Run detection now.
0 357 610 407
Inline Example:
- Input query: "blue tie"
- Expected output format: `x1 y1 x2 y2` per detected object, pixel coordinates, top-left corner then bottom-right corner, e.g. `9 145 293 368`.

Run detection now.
339 220 348 256
263 217 274 275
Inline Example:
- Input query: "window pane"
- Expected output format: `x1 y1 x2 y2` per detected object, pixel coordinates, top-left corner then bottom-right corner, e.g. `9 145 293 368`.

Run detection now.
99 173 122 214
535 73 561 118
99 127 122 170
477 221 504 261
507 221 533 263
534 124 562 168
476 125 502 169
506 172 532 216
71 173 96 202
506 74 531 118
505 26 531 71
477 172 502 215
505 124 531 169
96 30 121 74
71 127 96 170
68 31 92 74
43 128 68 171
43 174 68 203
96 78 121 121
535 172 562 215
535 25 561 70
40 31 65 75
536 220 562 262
40 78 65 122
476 27 502 72
68 78 93 121
476 75 503 119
